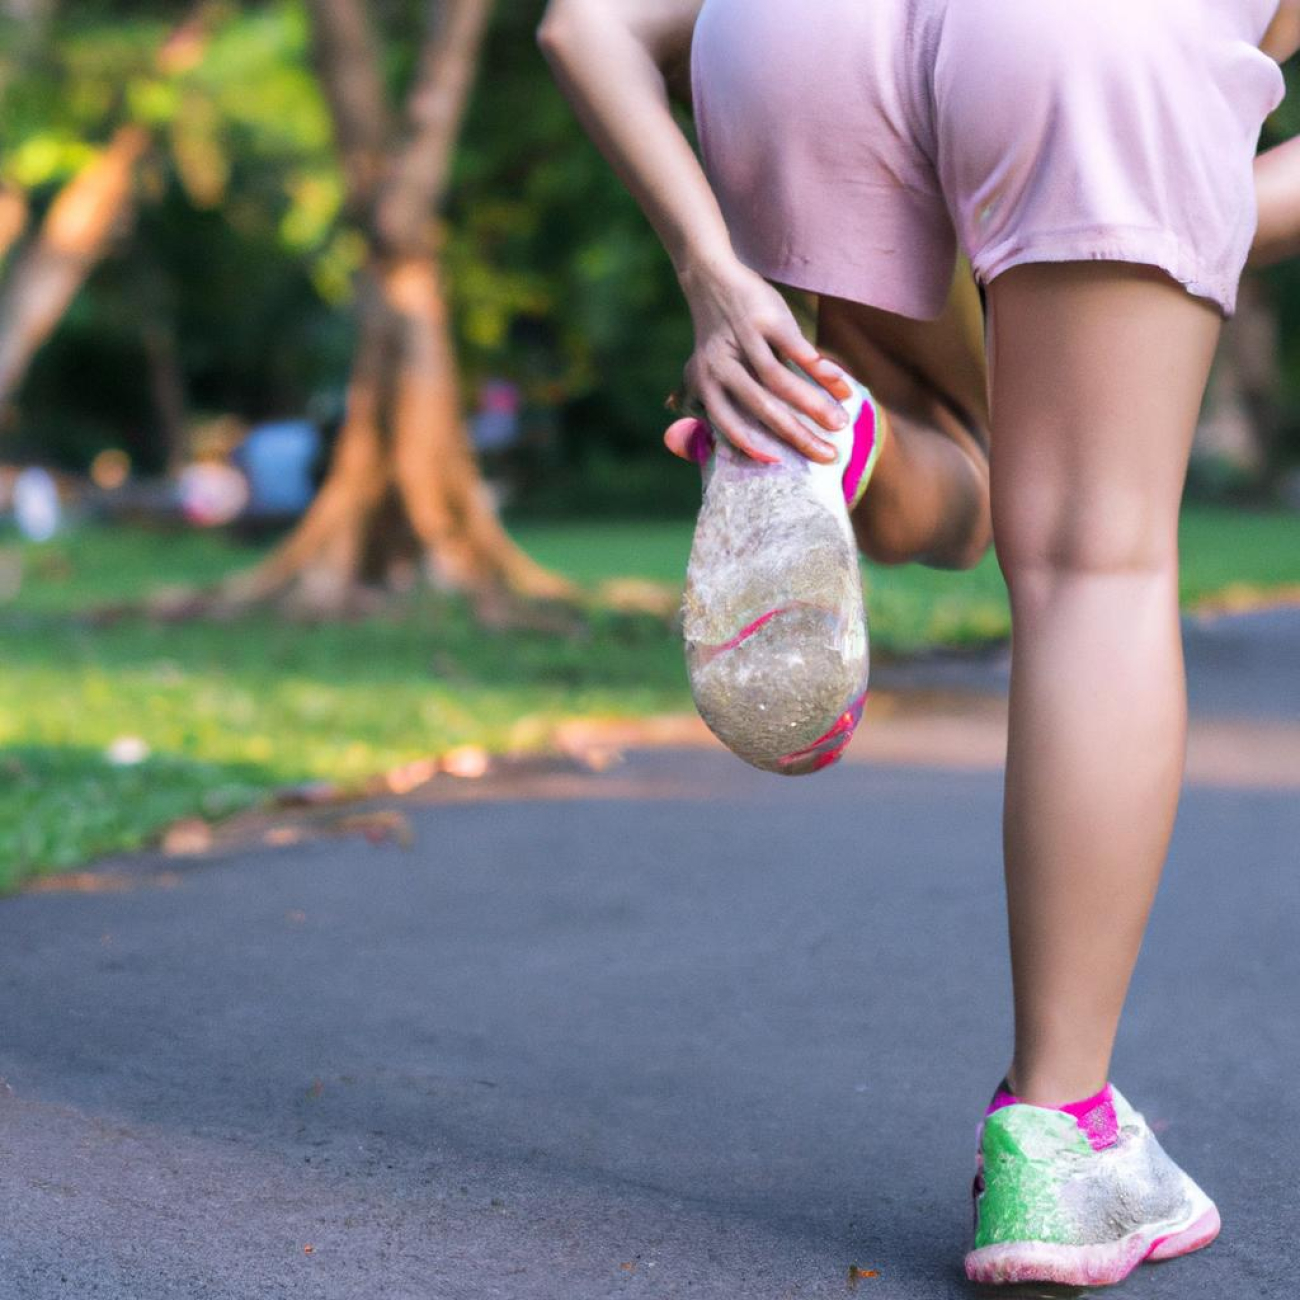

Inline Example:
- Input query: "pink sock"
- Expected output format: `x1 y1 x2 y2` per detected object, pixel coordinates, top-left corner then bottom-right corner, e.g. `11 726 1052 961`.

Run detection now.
985 1079 1119 1152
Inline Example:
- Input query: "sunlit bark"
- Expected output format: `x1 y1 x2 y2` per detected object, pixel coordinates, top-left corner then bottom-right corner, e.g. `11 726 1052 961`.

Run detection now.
0 3 214 414
0 125 149 408
229 0 571 612
0 185 27 264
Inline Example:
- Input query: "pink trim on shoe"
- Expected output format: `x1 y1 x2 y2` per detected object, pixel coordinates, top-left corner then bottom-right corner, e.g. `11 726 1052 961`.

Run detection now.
689 602 833 669
986 1082 1119 1152
964 1204 1220 1288
841 398 878 506
695 606 786 659
1145 1205 1222 1262
775 689 868 773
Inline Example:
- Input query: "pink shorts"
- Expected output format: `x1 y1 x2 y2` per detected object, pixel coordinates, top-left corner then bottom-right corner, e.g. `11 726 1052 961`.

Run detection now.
690 0 1287 319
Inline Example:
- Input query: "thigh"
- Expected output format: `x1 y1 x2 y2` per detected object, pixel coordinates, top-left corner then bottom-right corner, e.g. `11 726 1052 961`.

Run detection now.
984 261 1222 574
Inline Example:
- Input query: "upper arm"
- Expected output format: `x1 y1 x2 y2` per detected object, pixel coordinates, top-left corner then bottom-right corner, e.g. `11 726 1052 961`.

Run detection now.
1261 0 1300 64
537 0 707 109
539 0 705 65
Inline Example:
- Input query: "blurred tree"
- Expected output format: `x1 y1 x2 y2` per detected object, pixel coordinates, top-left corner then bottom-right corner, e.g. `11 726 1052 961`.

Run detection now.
1 0 700 511
0 184 27 263
6 0 1300 514
222 0 571 613
0 124 149 406
0 6 211 412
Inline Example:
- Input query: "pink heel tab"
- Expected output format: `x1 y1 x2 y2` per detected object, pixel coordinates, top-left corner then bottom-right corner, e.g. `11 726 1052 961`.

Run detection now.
841 389 879 508
984 1080 1119 1152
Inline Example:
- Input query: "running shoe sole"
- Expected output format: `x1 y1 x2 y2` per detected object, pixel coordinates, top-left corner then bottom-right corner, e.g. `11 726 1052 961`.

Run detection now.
965 1193 1219 1288
679 364 882 774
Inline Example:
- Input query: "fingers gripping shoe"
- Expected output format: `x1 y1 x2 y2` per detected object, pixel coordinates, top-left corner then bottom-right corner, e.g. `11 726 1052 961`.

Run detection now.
679 362 884 775
965 1084 1221 1287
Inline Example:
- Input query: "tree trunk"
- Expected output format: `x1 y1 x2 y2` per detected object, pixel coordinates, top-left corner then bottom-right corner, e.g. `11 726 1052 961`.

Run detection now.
224 0 572 615
0 185 27 266
0 125 149 409
0 2 213 412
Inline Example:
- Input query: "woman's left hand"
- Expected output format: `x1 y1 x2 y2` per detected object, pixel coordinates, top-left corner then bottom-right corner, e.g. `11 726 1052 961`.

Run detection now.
665 254 853 464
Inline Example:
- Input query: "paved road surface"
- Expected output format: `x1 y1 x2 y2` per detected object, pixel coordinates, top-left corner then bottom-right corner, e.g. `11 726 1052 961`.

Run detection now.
1 611 1296 1299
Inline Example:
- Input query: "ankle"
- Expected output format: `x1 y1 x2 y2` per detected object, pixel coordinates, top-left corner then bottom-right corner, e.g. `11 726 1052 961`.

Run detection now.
991 1071 1120 1152
1008 1071 1110 1109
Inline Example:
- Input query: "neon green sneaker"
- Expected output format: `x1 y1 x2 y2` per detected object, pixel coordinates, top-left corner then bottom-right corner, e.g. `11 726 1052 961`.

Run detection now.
965 1083 1220 1287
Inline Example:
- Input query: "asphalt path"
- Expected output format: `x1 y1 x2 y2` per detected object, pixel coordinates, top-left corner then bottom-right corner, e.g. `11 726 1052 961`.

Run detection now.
1 611 1297 1299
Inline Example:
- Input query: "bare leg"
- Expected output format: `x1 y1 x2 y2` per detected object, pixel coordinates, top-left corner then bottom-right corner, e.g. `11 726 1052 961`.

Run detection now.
813 264 993 569
984 262 1222 1105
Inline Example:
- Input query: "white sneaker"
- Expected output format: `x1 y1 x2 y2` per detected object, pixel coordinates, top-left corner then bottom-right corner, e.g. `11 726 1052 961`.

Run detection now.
679 361 885 774
965 1083 1221 1287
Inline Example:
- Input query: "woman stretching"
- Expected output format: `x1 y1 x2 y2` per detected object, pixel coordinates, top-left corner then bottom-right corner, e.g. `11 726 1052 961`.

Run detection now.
538 0 1299 1285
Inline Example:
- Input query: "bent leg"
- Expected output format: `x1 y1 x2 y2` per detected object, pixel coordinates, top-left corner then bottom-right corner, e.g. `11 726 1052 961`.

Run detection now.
814 262 992 569
663 262 993 570
985 261 1222 1105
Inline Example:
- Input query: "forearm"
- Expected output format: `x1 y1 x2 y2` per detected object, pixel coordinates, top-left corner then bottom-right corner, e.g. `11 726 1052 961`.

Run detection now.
1248 2 1300 267
536 1 733 285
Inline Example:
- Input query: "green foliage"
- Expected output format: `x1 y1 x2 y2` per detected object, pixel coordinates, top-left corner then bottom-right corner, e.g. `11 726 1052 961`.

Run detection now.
445 1 695 458
2 0 697 489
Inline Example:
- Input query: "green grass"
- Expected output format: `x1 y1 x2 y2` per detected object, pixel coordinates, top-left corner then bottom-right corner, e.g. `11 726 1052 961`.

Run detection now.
2 505 1298 886
517 506 1300 653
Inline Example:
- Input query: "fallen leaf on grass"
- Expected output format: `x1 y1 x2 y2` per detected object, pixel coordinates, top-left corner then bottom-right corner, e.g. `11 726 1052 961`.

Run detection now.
162 817 212 856
440 746 490 779
577 745 623 772
384 757 439 794
331 810 415 848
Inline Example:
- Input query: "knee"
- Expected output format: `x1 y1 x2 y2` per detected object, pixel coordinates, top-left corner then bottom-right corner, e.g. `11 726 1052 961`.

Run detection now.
995 513 1179 606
